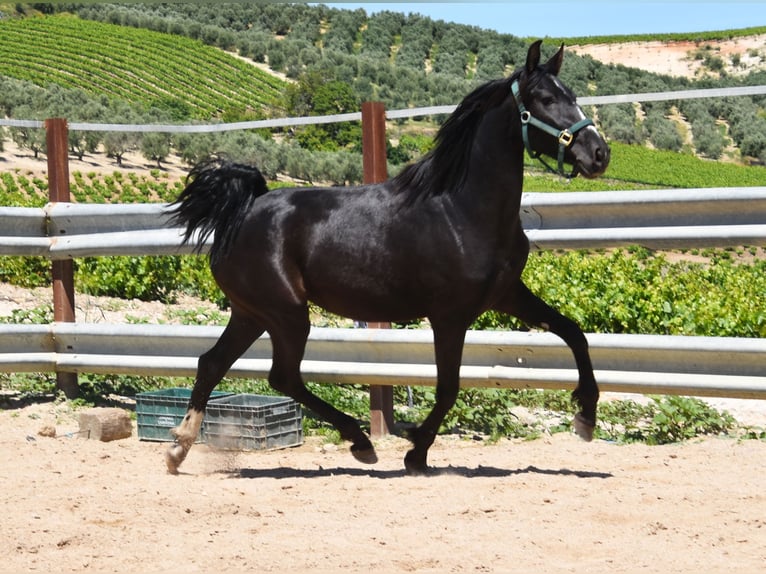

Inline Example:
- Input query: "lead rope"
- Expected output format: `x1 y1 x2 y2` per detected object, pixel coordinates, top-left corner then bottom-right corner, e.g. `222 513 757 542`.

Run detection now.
510 80 593 179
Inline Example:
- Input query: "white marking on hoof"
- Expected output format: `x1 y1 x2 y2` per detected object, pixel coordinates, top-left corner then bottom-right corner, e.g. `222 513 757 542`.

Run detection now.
574 413 595 442
165 443 186 474
166 409 204 473
171 409 204 444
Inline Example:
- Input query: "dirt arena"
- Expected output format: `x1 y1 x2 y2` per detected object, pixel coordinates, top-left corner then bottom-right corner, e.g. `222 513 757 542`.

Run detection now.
1 400 764 573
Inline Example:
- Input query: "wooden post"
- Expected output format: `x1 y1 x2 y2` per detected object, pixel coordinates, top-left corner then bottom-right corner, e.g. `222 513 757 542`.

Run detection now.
362 101 388 183
361 102 395 437
45 118 78 399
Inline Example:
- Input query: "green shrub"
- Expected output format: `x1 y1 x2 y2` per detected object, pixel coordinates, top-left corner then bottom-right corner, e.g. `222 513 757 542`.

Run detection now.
0 304 53 324
474 250 766 338
597 396 736 444
76 256 182 303
0 256 50 287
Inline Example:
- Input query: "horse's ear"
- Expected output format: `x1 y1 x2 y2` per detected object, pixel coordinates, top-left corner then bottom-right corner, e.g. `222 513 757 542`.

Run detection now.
525 40 543 74
544 43 565 76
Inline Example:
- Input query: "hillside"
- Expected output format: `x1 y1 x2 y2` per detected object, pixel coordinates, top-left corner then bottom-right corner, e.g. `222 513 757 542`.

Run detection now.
0 5 765 183
0 14 286 119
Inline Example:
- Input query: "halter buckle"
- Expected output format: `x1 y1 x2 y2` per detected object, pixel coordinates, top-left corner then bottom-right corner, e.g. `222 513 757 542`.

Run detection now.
558 130 574 147
520 110 531 125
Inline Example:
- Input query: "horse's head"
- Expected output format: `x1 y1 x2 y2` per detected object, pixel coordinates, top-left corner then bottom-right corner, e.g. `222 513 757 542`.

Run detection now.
512 40 610 179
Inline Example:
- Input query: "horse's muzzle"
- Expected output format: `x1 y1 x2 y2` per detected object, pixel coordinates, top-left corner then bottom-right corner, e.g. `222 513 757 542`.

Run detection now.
574 134 610 179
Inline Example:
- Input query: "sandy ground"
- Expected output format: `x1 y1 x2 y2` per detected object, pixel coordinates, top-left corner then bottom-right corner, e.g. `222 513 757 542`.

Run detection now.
0 400 764 574
0 138 190 181
0 281 222 327
570 35 766 78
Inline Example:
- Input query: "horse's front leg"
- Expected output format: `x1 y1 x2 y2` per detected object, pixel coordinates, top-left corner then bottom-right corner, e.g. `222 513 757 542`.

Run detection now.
492 280 599 441
405 322 467 475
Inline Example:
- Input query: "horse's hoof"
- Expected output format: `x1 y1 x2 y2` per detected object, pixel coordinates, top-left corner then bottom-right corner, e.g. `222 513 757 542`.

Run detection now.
350 445 378 465
404 451 429 476
165 443 186 474
573 413 596 442
404 463 430 477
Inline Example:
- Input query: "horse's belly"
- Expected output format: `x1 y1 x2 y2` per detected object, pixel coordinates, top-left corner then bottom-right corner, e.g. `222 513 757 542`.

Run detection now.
304 265 489 324
308 286 427 324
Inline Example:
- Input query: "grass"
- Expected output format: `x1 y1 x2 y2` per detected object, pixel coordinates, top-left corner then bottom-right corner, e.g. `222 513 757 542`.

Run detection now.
524 142 766 192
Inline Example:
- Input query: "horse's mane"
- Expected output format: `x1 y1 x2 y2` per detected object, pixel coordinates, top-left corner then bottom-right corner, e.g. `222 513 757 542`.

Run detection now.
391 70 522 203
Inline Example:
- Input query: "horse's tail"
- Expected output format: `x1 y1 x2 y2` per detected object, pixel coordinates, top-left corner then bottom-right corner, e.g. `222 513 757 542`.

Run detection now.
169 158 269 265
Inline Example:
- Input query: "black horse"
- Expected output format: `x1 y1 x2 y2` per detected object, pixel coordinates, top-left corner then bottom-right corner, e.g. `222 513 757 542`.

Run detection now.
166 41 610 475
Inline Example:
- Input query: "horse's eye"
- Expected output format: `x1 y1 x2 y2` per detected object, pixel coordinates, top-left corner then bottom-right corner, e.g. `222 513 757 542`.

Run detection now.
541 97 555 106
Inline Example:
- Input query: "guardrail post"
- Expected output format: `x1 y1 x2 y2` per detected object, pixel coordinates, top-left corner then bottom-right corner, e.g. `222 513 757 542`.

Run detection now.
361 101 394 438
45 118 78 399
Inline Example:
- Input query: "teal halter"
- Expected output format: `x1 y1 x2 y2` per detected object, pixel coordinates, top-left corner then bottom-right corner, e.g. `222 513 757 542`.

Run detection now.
511 80 594 178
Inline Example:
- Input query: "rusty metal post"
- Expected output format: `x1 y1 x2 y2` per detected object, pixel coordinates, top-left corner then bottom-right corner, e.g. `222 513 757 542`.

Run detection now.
361 102 394 437
45 118 78 399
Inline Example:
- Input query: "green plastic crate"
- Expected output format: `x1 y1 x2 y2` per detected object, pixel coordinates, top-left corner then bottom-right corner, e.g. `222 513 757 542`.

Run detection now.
204 394 303 451
135 388 232 442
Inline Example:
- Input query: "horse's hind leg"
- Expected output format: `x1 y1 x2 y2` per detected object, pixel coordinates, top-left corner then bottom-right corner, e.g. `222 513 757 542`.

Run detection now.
404 322 467 475
267 306 377 464
166 310 264 474
493 281 599 441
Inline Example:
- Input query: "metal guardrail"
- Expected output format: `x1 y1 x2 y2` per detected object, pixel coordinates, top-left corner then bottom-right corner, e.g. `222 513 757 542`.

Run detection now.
2 187 766 258
522 187 766 250
0 323 764 399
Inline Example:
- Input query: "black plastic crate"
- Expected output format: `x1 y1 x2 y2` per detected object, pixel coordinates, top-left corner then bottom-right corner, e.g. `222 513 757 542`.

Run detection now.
136 387 232 442
204 394 303 451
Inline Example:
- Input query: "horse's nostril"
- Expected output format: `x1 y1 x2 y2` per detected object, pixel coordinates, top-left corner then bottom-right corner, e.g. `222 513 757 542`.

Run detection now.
594 145 609 167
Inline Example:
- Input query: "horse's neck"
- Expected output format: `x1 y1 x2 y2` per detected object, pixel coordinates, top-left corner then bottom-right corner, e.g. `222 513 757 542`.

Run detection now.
460 124 525 214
